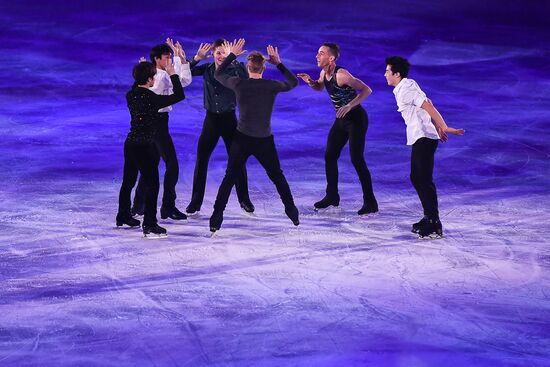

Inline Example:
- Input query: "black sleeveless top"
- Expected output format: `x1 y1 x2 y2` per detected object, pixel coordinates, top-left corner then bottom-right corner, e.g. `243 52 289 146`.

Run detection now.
324 66 357 110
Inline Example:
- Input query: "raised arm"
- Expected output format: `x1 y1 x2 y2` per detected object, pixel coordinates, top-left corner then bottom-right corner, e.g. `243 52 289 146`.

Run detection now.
267 45 298 92
335 69 372 118
167 38 192 87
297 70 325 91
421 100 465 142
214 39 246 90
189 42 212 72
151 72 185 110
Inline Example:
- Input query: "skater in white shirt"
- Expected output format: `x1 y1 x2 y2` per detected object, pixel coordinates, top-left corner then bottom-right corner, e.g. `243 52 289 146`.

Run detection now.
384 56 464 239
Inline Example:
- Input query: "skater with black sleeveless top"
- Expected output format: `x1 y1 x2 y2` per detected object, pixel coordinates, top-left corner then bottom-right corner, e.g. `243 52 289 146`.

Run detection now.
297 43 378 216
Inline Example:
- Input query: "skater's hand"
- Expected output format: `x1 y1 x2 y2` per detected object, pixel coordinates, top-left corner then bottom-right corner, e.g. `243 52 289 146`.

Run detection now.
175 41 187 63
297 73 313 83
166 37 177 55
194 43 212 61
336 104 352 119
231 38 247 56
446 127 465 136
164 59 176 76
266 45 280 65
436 126 448 142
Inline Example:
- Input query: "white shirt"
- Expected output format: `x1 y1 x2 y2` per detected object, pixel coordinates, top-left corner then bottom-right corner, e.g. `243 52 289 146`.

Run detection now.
393 78 439 145
150 56 192 113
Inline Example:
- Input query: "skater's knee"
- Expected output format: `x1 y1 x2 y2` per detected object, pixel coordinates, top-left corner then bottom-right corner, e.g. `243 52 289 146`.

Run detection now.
350 155 366 168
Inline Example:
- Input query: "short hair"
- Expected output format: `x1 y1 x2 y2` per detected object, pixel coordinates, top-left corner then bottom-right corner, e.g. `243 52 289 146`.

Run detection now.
322 42 340 60
150 44 173 64
247 51 265 73
132 61 156 85
211 38 226 51
385 56 410 78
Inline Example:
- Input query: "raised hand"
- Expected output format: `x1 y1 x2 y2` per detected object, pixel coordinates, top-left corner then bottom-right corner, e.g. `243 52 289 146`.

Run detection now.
164 58 176 76
297 73 312 83
195 43 212 61
175 41 186 63
231 38 246 56
166 37 177 54
266 45 280 65
220 40 232 57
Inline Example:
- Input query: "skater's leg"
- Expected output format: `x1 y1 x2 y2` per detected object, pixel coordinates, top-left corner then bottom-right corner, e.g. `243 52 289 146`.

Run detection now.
254 136 295 209
155 113 179 210
346 107 378 212
213 132 250 213
410 138 439 219
117 142 141 227
220 112 252 209
137 144 161 227
324 119 348 198
189 111 221 210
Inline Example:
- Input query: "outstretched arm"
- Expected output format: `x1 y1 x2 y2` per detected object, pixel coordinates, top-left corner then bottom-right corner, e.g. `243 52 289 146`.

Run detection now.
335 69 372 118
267 45 298 92
297 70 324 91
421 100 465 142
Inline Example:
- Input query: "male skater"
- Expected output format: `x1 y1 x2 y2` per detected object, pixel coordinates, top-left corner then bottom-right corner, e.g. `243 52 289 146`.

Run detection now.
117 60 185 237
131 38 192 220
384 56 465 238
209 39 299 232
185 39 254 215
297 43 378 215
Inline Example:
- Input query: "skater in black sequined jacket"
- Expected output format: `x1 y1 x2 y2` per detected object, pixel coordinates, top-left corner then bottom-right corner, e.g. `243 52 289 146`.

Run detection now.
116 60 185 237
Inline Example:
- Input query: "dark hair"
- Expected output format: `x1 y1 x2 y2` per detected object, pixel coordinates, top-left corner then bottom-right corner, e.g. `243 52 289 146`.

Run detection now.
211 38 226 50
322 42 340 60
247 51 265 73
150 44 173 64
385 56 410 78
132 61 156 86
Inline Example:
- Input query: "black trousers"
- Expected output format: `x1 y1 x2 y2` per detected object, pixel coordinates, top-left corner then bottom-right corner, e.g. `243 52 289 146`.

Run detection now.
324 106 377 204
118 141 160 226
410 137 439 219
134 113 179 209
213 131 294 212
190 111 250 207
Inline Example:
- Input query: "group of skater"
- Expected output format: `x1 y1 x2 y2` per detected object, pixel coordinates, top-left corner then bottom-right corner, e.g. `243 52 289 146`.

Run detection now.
116 37 465 239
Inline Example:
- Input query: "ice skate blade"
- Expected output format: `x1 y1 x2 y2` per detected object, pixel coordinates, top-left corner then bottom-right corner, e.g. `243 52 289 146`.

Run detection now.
314 206 339 212
114 225 140 230
359 212 378 218
143 233 168 239
186 211 200 217
418 233 443 240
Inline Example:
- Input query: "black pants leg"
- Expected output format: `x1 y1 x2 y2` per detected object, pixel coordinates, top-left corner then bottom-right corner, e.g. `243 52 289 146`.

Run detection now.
253 135 295 209
119 142 160 225
190 111 251 208
190 111 222 207
410 138 439 219
219 113 251 204
119 142 140 218
134 113 178 210
324 119 349 197
346 107 377 204
213 132 251 212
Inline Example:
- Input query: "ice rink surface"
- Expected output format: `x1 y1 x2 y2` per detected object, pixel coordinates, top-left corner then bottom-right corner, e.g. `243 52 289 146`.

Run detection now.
1 1 549 366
